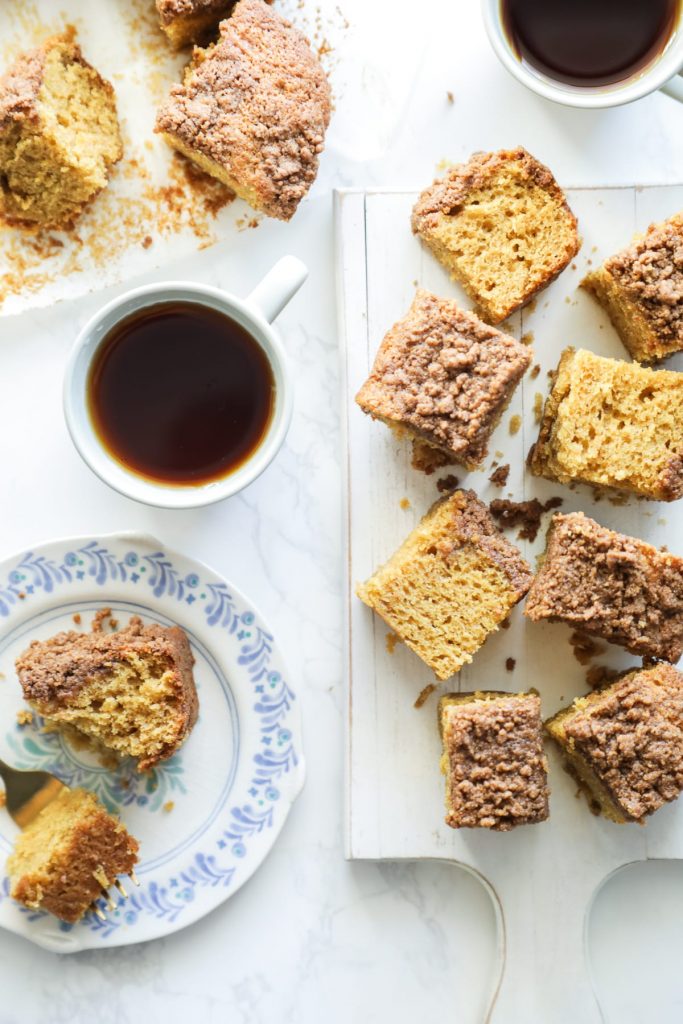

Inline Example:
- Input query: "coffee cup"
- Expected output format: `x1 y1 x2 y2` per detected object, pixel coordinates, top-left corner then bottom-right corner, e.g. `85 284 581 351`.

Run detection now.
63 255 307 509
482 0 683 109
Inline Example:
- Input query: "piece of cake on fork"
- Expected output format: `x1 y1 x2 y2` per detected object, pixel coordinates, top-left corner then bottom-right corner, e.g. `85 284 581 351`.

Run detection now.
411 147 579 324
355 289 531 470
439 691 549 831
582 212 683 363
155 0 331 221
546 664 683 824
7 787 139 923
357 490 533 680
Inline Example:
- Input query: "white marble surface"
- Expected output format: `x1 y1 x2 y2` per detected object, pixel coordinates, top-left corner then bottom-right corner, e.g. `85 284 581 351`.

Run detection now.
2 0 683 1020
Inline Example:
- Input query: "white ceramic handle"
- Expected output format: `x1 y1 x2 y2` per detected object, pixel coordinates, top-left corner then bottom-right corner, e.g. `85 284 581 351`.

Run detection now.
247 255 308 324
661 72 683 103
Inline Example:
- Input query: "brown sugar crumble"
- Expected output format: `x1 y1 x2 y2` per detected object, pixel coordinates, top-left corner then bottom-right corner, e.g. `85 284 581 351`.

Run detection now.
530 364 541 380
533 392 544 423
585 665 620 689
72 613 81 625
505 657 516 672
521 332 534 346
489 464 510 487
436 474 460 494
489 496 563 542
446 91 455 104
569 631 605 665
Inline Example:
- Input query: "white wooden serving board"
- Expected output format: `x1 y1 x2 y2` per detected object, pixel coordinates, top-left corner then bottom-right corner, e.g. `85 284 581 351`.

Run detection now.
336 185 683 1022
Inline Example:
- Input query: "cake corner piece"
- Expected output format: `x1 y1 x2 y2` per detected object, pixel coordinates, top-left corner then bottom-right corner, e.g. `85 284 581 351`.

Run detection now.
439 690 549 831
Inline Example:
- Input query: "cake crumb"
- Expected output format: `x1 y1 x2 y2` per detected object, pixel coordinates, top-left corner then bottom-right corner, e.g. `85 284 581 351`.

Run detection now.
569 631 605 665
436 474 460 494
509 414 522 435
505 657 516 672
585 665 620 689
163 801 175 813
142 236 153 250
530 364 541 380
399 498 411 510
489 464 510 487
533 393 544 423
411 439 455 475
521 332 534 345
446 91 454 104
72 613 82 625
489 495 563 542
16 709 33 726
414 683 437 708
386 632 399 655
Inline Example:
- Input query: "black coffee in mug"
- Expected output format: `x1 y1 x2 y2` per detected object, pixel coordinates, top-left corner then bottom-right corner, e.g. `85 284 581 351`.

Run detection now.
501 0 681 88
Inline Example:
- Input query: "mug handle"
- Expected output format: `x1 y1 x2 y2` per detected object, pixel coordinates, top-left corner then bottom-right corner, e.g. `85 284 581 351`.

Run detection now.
661 71 683 102
247 255 308 324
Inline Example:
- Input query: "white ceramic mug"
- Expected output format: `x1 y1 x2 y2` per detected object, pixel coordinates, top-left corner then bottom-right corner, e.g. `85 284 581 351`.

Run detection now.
482 0 683 108
63 255 307 509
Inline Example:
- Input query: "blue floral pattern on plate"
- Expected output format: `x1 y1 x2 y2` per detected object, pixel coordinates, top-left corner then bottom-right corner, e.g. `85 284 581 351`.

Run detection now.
0 534 304 952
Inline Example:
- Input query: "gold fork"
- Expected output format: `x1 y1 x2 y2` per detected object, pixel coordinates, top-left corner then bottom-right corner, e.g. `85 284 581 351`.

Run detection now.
0 757 138 920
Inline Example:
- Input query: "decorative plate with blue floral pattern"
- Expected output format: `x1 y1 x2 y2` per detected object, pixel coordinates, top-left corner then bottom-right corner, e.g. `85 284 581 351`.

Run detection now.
0 533 304 952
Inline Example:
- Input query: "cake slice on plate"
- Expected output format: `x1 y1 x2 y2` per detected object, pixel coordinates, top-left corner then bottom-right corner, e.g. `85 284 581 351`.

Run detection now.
16 612 198 772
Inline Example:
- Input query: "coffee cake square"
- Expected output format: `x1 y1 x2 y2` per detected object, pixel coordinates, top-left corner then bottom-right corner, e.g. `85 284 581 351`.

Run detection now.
155 0 331 221
583 213 683 363
525 511 683 663
411 147 579 324
355 289 531 469
439 691 549 831
0 30 122 228
357 490 533 680
546 664 683 824
528 347 683 501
